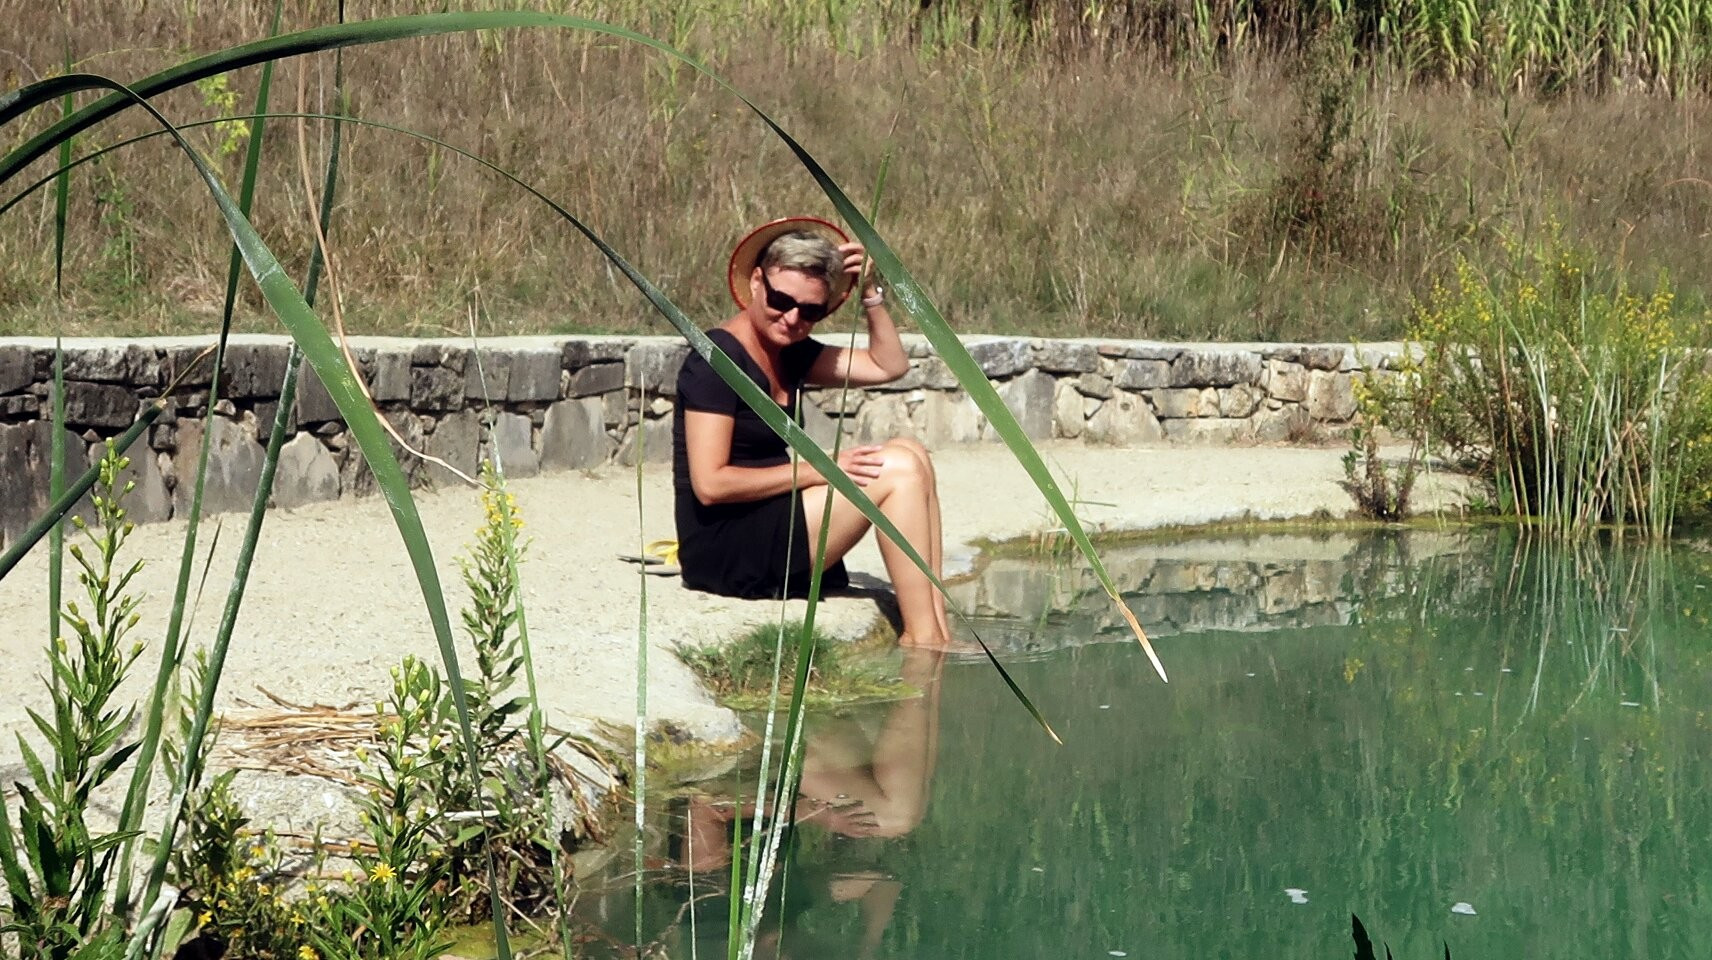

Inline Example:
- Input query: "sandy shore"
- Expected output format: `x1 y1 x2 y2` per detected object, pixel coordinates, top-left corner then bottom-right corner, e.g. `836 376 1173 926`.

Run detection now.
0 442 1469 792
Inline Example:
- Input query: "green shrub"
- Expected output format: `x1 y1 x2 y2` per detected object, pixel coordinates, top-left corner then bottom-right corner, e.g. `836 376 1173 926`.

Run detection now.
1396 234 1712 535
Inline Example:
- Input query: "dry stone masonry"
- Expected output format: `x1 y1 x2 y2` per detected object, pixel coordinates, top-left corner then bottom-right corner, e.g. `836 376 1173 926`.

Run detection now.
0 334 1405 544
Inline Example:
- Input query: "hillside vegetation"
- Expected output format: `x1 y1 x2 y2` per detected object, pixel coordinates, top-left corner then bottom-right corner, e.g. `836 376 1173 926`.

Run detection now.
4 0 1712 341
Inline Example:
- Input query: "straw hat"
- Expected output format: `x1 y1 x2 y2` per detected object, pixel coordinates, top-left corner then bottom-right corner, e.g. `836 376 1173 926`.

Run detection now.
726 217 855 313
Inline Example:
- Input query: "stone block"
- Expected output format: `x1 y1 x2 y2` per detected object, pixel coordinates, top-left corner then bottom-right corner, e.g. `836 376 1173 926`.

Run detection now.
424 409 482 488
1113 359 1170 390
803 388 864 417
57 381 139 430
223 341 291 398
1271 345 1347 371
64 342 157 385
340 410 426 496
1053 380 1084 439
0 343 36 394
798 398 841 447
869 364 925 391
410 366 463 412
1162 417 1253 446
1076 372 1113 399
1265 359 1309 402
627 341 688 396
411 342 468 373
854 394 919 444
0 394 39 419
1033 340 1098 374
1253 405 1308 443
507 347 563 402
1219 384 1265 418
173 417 267 516
161 343 215 388
1148 388 1204 420
1306 371 1358 421
294 362 346 426
0 422 83 544
997 369 1054 441
916 357 961 390
370 347 413 401
966 338 1031 378
486 411 539 478
1096 341 1182 361
569 362 624 399
1354 344 1402 372
273 432 342 509
616 415 673 466
563 337 632 369
605 389 636 429
541 397 614 471
1169 349 1262 388
1084 390 1163 445
920 391 985 445
464 349 511 401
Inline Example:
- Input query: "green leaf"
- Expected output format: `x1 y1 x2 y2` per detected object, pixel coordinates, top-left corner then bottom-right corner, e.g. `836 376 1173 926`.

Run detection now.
0 788 36 910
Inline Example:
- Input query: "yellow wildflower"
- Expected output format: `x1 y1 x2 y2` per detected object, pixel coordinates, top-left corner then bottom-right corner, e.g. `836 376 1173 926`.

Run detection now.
299 946 320 960
198 911 212 927
369 862 397 883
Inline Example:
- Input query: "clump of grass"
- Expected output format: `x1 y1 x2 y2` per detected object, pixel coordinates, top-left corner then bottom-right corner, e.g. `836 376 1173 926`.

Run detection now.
1391 233 1712 536
674 621 909 710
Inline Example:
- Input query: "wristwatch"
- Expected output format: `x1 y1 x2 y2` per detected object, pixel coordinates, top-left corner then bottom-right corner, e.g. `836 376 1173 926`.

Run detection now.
861 286 886 308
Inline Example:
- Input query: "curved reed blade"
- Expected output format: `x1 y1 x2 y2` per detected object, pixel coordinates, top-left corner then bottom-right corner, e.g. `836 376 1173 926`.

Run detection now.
115 1 286 918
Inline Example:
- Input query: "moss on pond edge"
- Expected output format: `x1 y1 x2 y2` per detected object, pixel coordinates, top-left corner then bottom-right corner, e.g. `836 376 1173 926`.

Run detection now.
673 619 917 712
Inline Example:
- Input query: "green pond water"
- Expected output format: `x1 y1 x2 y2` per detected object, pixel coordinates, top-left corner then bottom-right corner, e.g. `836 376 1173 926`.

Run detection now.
578 529 1712 959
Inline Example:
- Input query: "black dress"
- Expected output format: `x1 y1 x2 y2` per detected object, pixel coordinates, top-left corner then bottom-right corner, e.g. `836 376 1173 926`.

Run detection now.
672 328 850 599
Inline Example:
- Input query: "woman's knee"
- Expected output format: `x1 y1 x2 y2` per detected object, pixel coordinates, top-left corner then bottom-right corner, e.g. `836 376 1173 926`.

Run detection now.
883 435 931 462
881 436 935 479
876 443 929 487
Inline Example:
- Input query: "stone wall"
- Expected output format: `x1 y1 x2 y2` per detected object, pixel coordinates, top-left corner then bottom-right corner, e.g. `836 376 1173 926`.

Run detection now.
0 334 1406 543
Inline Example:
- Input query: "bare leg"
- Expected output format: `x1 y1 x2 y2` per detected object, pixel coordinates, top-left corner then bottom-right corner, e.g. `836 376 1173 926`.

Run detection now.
881 438 952 641
802 439 948 647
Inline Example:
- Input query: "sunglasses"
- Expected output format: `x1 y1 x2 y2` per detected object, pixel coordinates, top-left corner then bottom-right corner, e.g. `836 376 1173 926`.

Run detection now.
759 271 831 325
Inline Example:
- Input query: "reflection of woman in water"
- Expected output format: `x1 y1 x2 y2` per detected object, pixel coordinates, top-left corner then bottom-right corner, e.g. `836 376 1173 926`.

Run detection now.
667 647 948 959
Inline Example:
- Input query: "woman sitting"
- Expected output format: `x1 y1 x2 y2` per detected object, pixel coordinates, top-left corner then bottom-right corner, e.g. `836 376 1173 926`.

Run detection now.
672 218 953 648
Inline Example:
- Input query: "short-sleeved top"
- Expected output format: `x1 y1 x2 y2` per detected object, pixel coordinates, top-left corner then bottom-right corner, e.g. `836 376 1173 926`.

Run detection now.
672 329 825 487
672 329 842 599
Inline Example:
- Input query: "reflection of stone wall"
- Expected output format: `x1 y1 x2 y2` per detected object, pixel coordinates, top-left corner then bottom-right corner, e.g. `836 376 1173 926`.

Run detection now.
946 533 1481 652
0 335 1406 542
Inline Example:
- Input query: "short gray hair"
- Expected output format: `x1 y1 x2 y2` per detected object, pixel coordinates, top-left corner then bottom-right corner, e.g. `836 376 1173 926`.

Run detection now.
759 231 839 286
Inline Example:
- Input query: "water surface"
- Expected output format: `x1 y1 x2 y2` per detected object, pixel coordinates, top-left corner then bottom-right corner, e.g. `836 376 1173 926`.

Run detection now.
581 530 1712 958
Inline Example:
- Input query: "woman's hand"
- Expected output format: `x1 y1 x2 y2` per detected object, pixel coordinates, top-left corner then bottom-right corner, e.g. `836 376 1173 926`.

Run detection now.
837 241 877 296
827 444 886 487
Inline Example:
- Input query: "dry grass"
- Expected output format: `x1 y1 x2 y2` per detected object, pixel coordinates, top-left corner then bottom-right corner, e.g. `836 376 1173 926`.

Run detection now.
4 0 1712 342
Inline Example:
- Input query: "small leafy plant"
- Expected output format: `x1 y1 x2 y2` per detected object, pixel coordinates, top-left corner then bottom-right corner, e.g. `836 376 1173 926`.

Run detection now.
1340 372 1420 522
0 444 146 960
